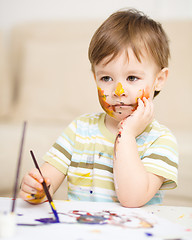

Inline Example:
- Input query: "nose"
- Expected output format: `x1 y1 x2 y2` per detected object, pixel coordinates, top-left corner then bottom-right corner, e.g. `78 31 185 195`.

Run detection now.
114 82 125 97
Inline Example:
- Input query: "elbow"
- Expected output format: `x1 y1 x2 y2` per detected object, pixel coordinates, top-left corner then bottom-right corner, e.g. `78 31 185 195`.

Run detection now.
119 199 145 208
120 201 145 208
117 194 148 208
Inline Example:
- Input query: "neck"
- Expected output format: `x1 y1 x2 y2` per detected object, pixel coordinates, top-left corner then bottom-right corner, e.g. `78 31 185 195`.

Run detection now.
105 114 120 135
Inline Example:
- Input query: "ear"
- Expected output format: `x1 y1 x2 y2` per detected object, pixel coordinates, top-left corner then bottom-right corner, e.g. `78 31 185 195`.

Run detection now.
154 68 169 91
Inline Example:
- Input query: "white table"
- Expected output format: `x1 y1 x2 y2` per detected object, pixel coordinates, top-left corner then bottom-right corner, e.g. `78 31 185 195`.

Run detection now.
0 197 192 240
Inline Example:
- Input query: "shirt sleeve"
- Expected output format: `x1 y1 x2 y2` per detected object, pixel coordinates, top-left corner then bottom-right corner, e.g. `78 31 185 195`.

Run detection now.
141 132 179 190
42 119 77 175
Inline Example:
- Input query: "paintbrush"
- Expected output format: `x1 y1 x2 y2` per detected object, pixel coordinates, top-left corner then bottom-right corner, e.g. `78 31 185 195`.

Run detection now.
30 150 60 223
11 121 27 213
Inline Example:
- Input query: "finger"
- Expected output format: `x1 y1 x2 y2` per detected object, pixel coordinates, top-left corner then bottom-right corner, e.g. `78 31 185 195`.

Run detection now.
29 168 51 187
20 182 38 195
44 177 51 187
149 98 154 119
146 97 154 114
22 173 43 191
143 97 154 122
133 98 145 116
29 168 44 183
19 190 46 204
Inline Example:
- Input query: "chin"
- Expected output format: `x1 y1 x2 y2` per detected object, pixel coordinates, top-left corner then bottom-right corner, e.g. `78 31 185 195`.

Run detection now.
111 112 131 122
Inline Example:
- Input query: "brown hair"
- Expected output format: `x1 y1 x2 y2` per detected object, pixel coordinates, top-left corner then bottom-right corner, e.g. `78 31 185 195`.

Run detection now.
88 9 170 97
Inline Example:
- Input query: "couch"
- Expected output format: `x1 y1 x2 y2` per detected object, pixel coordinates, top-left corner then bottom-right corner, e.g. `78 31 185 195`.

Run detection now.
0 20 192 206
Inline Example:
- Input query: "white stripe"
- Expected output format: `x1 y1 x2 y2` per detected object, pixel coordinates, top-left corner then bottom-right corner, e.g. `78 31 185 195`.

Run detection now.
143 148 178 163
68 183 116 196
49 147 71 163
76 135 113 147
69 122 76 133
56 136 73 154
143 160 177 177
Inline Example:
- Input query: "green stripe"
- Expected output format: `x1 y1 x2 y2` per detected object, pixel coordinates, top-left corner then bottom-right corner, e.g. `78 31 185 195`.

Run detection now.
53 143 72 160
142 153 178 168
70 161 113 173
43 155 68 175
150 138 178 154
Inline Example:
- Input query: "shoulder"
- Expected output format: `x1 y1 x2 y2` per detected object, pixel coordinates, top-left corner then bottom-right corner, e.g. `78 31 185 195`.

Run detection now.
74 112 105 125
137 120 178 156
65 112 105 135
138 120 177 143
150 120 177 144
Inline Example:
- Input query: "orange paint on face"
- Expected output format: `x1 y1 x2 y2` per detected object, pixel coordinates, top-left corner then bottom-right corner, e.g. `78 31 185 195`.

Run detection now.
115 82 125 96
98 87 114 117
136 86 150 102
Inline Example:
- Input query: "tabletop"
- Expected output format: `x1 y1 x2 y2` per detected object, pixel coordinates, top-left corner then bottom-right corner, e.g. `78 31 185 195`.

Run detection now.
0 197 192 240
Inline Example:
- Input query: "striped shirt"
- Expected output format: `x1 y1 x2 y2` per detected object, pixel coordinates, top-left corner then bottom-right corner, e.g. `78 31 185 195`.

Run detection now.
43 112 178 205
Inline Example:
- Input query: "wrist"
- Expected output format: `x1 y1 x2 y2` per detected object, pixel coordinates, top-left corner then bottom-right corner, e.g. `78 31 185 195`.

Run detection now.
117 126 137 139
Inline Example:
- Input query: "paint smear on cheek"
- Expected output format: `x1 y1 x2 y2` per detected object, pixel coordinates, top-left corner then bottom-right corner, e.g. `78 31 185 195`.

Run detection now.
97 87 114 117
135 86 150 102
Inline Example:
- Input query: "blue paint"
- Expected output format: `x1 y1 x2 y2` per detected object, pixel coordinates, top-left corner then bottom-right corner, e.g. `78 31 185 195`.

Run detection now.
35 218 58 224
51 207 60 223
145 232 153 237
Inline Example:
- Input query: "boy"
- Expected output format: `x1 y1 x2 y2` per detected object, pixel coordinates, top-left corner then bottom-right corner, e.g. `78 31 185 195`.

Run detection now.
20 9 178 207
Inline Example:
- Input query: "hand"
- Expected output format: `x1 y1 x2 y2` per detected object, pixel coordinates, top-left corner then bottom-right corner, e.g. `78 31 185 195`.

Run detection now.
118 97 154 138
19 168 51 204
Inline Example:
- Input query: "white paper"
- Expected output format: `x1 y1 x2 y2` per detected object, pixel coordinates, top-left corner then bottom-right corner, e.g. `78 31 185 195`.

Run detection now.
0 197 191 240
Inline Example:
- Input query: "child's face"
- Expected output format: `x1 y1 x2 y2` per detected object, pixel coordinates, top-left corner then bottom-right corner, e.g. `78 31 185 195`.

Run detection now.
94 48 161 122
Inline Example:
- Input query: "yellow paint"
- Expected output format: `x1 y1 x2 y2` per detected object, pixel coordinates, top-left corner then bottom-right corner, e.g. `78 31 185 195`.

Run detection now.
51 201 56 210
115 82 124 96
135 89 143 102
28 196 46 204
74 172 91 177
90 229 101 234
83 173 91 177
140 220 153 228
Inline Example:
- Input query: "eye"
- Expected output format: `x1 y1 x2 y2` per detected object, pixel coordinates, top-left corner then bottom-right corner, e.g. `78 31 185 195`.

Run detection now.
127 76 139 82
101 76 113 82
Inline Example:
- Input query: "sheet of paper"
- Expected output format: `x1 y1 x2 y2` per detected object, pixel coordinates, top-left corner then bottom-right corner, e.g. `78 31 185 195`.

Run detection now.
0 198 191 240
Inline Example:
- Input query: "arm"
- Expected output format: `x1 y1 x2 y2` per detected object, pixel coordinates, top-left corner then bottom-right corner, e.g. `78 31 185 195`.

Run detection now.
114 98 164 207
19 162 65 204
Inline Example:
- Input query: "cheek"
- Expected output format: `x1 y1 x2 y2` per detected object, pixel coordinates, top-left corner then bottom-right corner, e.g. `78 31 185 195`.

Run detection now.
135 86 150 102
97 88 114 117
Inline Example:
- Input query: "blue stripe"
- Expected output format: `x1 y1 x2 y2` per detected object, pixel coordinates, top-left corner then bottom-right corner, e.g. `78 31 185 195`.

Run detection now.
68 190 117 202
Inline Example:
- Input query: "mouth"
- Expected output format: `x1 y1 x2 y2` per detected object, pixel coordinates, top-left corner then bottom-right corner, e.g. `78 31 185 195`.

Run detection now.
113 102 137 108
112 103 137 114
